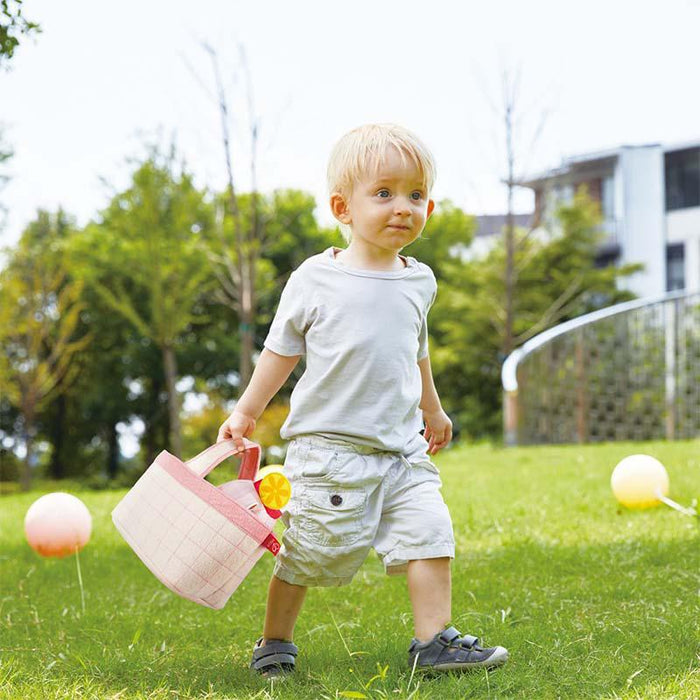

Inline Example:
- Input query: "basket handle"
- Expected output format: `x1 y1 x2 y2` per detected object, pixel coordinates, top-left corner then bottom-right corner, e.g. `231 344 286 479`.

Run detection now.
184 438 261 481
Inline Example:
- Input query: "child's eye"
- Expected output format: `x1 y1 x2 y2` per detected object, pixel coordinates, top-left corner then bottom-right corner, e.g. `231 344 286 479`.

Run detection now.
377 190 390 198
411 191 423 200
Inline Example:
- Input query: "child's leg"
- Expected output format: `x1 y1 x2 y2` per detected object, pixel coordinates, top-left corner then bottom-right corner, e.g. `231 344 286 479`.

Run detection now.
406 556 508 670
262 574 307 643
407 557 451 642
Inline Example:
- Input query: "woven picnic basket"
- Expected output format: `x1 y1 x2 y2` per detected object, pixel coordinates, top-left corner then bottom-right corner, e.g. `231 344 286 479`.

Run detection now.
112 439 280 609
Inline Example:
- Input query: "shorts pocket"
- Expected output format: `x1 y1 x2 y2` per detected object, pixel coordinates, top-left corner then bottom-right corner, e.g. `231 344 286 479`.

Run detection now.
299 484 366 547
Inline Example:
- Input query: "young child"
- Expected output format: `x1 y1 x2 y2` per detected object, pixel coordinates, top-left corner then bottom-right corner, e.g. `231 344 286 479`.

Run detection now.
217 123 508 676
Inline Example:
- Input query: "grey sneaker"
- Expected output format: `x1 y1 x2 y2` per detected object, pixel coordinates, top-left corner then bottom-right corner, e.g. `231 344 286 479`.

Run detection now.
250 637 298 678
408 625 508 672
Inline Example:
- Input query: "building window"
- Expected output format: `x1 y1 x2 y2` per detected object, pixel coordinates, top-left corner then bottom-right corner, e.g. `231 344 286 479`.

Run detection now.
666 243 685 291
594 250 619 269
665 148 700 211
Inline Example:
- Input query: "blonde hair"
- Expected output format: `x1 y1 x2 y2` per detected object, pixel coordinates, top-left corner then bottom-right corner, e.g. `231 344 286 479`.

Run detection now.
327 123 436 242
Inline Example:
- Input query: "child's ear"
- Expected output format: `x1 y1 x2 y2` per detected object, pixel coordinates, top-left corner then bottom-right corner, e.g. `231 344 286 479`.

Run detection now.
426 199 435 219
330 192 351 224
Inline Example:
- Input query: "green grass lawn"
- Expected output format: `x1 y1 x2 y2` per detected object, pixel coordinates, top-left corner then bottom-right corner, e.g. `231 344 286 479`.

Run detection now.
1 441 699 699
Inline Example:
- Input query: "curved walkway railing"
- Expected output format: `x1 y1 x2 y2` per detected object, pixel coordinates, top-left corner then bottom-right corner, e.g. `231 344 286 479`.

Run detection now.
501 290 700 445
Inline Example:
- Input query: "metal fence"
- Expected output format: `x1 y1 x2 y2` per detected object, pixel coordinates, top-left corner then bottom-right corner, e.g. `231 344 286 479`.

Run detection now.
502 290 700 445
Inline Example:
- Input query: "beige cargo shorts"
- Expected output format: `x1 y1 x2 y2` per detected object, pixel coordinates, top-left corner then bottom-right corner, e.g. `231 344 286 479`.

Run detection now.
273 433 455 587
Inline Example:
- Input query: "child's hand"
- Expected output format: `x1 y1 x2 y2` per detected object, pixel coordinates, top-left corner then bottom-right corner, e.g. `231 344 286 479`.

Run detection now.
217 410 257 452
422 408 453 455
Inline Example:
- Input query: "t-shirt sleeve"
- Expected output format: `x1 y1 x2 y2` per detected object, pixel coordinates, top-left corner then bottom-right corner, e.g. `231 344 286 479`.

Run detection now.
264 271 308 357
417 281 438 361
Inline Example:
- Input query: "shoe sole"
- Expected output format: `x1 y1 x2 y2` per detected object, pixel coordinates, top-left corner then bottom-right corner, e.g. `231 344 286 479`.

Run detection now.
251 666 295 680
412 647 509 673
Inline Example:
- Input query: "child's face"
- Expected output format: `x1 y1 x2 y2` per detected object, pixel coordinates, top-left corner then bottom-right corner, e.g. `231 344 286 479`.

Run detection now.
331 146 435 254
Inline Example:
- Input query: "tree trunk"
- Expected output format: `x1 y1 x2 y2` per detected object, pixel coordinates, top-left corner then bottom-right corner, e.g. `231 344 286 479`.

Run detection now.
20 408 35 492
239 105 260 395
144 374 162 469
207 45 259 398
239 310 254 392
48 393 66 479
163 343 182 458
504 187 515 357
107 421 120 480
503 99 516 359
238 240 256 393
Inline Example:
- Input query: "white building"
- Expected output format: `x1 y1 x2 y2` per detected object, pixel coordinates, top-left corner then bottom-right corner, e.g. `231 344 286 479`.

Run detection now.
520 140 700 296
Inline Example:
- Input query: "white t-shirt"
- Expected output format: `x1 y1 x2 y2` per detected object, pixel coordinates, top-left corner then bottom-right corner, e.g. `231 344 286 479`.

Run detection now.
263 246 437 453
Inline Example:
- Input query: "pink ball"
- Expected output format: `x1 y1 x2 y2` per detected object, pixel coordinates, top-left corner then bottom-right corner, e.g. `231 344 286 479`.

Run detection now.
24 492 92 558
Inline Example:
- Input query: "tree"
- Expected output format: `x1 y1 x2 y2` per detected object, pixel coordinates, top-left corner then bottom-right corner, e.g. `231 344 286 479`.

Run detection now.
69 145 214 459
178 188 339 447
53 183 335 480
0 209 134 483
194 43 325 396
1 0 40 68
0 237 92 489
195 42 263 396
34 210 143 480
494 66 552 358
431 189 640 438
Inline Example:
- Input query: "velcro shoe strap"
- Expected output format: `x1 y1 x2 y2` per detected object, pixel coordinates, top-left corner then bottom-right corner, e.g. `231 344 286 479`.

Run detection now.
459 634 479 649
437 626 462 646
252 641 298 662
252 651 296 670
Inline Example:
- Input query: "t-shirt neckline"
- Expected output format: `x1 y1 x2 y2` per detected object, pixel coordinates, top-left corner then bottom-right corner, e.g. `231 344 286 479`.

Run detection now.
326 247 417 279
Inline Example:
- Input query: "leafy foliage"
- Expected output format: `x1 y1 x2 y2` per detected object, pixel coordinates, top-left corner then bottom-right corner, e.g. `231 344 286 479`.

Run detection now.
0 213 93 487
0 0 40 67
0 151 341 480
0 174 648 481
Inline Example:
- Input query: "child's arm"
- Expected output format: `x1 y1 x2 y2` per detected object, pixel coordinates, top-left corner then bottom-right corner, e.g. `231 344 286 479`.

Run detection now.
217 348 301 450
418 354 453 455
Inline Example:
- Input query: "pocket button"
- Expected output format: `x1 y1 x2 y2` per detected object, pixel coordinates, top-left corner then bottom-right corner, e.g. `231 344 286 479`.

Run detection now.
330 494 343 506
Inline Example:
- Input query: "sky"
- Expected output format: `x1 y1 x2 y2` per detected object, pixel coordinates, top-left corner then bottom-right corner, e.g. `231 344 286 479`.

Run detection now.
3 0 700 254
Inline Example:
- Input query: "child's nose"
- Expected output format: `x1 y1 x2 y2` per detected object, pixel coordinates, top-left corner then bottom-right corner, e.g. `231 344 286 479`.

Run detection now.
394 197 411 214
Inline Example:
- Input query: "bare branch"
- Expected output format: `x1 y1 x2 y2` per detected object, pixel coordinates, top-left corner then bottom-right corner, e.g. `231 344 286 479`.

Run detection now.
514 221 545 252
513 275 584 346
179 48 218 103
